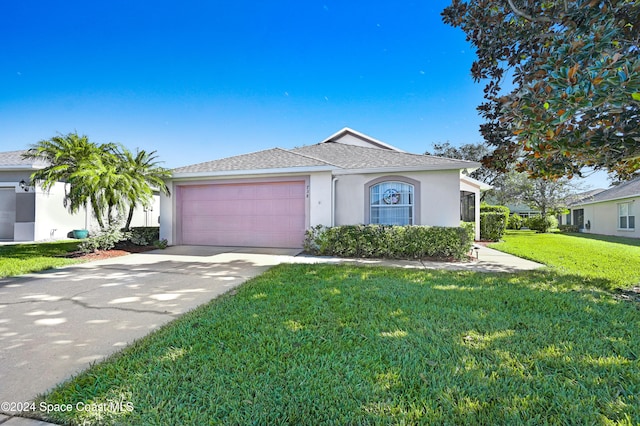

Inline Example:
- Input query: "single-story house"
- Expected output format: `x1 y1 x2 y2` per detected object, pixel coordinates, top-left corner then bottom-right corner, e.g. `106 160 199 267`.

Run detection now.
561 177 639 238
0 150 159 242
160 128 487 248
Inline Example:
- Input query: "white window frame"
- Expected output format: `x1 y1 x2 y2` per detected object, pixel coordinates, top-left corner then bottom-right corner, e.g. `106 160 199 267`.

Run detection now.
618 202 635 230
369 181 414 226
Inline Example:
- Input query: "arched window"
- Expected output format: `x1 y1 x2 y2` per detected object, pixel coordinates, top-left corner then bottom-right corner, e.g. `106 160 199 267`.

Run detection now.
369 181 414 225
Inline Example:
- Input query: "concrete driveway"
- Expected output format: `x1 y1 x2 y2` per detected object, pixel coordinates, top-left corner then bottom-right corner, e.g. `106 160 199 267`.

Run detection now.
0 246 301 408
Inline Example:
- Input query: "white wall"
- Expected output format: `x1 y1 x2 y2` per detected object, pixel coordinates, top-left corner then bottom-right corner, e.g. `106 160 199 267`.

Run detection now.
34 182 89 241
159 181 175 244
578 197 639 238
309 172 332 227
334 170 461 227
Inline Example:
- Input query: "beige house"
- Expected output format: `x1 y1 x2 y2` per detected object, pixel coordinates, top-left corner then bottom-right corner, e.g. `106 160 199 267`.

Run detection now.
563 177 639 238
160 128 486 248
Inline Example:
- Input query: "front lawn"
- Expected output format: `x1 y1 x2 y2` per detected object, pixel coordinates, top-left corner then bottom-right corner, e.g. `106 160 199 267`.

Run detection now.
489 230 640 291
0 241 82 278
37 264 639 425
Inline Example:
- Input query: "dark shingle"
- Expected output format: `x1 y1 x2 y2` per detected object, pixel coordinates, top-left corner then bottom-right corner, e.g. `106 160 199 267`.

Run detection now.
0 150 47 168
291 142 478 170
172 148 333 174
573 177 640 205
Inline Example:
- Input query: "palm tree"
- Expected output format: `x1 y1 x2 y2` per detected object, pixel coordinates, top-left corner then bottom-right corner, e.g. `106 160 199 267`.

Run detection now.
24 133 170 231
116 147 171 231
24 132 112 229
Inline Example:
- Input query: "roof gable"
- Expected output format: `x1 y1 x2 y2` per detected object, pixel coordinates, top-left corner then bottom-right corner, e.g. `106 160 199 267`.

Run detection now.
171 128 480 176
320 127 404 152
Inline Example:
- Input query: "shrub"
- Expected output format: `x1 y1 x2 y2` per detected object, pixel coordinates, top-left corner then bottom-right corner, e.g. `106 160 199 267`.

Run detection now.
129 227 160 246
527 215 559 233
507 213 524 230
304 224 474 260
79 224 130 254
479 204 509 241
558 224 580 233
153 239 168 249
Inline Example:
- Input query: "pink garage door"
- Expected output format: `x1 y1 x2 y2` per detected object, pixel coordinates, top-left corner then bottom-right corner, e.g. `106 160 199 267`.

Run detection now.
179 181 307 248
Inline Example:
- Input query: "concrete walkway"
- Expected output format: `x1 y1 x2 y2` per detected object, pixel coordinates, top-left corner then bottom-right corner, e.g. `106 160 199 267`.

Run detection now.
0 245 541 424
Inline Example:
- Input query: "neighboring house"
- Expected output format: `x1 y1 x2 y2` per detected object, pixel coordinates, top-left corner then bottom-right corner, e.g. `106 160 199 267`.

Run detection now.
0 150 159 242
564 178 639 238
557 188 606 226
160 128 486 248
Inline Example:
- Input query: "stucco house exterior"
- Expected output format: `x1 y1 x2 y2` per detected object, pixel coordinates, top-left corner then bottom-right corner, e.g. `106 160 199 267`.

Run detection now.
0 150 159 242
562 177 639 238
160 128 486 248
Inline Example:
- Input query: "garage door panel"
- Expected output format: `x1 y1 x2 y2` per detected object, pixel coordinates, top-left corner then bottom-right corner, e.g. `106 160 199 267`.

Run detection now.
179 181 306 248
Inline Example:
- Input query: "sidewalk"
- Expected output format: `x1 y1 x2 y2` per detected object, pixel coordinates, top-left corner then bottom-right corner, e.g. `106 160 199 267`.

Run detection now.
292 245 544 272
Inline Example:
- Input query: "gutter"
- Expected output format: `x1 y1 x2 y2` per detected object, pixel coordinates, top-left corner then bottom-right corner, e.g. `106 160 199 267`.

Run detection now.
171 165 336 179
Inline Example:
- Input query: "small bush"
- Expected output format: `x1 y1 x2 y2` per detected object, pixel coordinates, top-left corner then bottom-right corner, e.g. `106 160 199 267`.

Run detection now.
304 224 474 260
153 239 168 249
79 224 130 254
479 204 509 241
527 215 559 233
558 224 580 233
129 227 160 246
507 213 524 230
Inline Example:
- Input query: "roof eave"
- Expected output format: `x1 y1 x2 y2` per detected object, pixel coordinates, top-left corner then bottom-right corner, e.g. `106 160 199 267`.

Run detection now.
0 165 45 171
570 193 640 207
333 162 479 175
171 165 336 179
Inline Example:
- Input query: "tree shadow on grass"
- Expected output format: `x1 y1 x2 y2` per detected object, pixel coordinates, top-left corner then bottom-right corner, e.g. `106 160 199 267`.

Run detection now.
31 264 640 425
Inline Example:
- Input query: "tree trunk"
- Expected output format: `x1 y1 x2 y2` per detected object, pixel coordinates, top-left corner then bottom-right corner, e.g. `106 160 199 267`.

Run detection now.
125 205 135 231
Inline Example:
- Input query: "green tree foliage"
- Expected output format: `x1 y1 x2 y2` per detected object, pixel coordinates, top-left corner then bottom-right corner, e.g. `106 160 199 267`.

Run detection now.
24 132 171 231
491 170 585 216
442 0 640 180
118 149 171 230
426 142 497 184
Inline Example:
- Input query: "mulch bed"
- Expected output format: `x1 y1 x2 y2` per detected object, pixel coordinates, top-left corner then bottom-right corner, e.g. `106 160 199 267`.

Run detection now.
65 241 157 261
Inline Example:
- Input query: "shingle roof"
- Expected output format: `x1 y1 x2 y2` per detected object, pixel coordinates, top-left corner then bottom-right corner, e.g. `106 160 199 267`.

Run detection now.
291 142 477 170
572 177 640 205
172 147 333 174
0 150 48 169
173 142 478 175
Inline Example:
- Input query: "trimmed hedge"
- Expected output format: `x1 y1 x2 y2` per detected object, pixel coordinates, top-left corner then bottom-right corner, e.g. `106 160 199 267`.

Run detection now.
128 227 160 246
559 224 580 233
303 224 475 261
480 204 509 241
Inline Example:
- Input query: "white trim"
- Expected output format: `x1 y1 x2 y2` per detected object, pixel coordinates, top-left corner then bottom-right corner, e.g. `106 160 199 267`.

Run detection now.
460 174 492 191
333 163 479 175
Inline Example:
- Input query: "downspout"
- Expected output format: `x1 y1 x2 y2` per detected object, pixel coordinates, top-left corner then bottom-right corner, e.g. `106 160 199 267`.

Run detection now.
331 177 338 226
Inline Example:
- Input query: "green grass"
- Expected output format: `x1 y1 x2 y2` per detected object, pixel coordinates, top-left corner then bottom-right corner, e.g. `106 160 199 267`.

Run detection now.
0 241 82 278
36 264 639 425
489 230 640 291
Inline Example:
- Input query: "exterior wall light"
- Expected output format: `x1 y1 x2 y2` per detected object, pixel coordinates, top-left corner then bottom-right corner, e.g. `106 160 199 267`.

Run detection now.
18 180 30 192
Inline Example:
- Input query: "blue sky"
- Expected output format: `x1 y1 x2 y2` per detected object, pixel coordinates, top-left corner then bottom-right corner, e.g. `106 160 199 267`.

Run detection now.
0 1 610 188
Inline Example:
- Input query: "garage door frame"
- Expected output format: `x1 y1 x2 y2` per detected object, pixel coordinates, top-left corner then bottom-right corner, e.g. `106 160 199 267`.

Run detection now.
175 176 310 248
